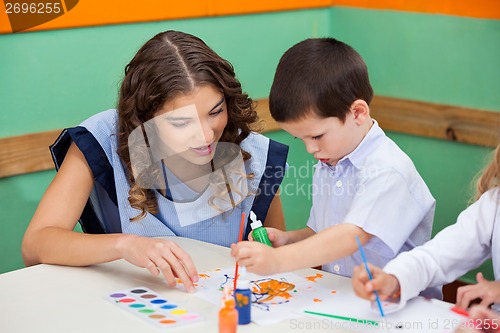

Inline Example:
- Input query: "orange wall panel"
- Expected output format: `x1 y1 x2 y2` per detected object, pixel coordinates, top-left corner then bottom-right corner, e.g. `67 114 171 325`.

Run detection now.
1 0 498 34
332 0 500 20
0 0 331 33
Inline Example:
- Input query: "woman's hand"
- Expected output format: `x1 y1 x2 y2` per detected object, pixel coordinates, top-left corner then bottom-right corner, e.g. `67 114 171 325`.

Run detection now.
117 235 199 292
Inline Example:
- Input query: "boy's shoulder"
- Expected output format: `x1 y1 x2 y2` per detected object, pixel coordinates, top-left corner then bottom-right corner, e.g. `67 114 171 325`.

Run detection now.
355 127 420 183
368 140 418 183
352 120 416 174
369 136 414 169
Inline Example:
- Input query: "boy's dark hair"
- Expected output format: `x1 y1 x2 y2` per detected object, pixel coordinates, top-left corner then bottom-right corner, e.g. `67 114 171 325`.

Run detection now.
269 37 373 123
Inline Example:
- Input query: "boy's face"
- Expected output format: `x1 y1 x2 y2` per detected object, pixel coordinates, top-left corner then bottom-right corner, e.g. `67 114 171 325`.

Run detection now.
278 110 369 166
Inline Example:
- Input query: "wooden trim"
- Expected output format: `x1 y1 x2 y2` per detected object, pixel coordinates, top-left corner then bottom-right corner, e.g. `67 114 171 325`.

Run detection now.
0 129 61 178
1 96 498 178
254 99 282 133
256 96 500 148
370 96 500 148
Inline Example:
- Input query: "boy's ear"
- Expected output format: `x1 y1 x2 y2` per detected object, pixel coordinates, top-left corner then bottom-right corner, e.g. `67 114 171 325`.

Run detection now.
350 99 370 125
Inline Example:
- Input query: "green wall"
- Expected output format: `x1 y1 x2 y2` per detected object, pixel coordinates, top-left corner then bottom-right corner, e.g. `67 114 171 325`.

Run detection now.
330 7 500 110
0 9 330 274
327 7 499 282
0 10 329 136
1 8 499 284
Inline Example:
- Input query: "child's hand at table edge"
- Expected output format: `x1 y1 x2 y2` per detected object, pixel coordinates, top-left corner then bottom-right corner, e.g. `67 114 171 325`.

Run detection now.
230 241 282 276
454 305 500 333
352 263 401 302
456 272 500 310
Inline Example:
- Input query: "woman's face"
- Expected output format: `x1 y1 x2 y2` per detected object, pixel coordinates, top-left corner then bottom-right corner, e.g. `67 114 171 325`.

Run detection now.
152 85 228 165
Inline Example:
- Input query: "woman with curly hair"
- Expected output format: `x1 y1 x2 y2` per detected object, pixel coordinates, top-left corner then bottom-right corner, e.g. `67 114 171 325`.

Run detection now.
22 31 288 293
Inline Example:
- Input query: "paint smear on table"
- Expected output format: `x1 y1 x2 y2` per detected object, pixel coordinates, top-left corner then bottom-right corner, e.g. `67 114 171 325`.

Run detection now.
182 267 333 325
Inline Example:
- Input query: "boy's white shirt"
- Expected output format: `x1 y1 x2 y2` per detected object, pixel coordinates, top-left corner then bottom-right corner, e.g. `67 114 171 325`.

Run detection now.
384 188 500 311
307 119 436 278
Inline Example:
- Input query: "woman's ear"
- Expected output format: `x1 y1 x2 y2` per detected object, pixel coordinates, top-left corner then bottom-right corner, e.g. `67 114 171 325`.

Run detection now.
349 99 370 125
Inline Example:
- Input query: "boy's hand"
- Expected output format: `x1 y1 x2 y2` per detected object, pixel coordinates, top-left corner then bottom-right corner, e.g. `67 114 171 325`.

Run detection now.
249 227 288 247
456 272 500 309
230 241 281 276
352 263 400 302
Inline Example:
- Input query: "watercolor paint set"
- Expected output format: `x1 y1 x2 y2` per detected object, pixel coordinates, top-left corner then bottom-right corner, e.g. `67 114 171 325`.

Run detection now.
106 286 202 329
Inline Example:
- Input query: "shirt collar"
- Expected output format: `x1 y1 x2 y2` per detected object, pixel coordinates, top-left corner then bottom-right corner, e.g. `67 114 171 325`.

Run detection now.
317 119 385 170
344 119 385 169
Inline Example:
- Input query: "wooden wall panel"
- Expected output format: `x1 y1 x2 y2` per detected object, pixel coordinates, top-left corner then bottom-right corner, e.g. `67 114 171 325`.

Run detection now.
1 97 498 178
0 129 60 178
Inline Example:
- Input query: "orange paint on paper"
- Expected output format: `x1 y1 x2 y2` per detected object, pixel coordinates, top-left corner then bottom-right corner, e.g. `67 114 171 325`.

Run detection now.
313 298 322 302
305 273 324 282
198 273 211 279
175 279 198 287
331 290 337 294
252 279 295 302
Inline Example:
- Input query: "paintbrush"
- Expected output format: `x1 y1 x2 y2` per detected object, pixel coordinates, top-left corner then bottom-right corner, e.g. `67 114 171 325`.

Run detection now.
234 212 246 291
355 236 387 328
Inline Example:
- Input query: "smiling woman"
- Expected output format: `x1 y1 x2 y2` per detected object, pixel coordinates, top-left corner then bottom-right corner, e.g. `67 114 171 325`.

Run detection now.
20 30 289 293
152 87 228 165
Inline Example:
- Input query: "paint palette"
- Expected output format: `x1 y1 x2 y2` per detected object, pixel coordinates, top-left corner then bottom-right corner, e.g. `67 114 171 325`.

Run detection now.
106 286 203 329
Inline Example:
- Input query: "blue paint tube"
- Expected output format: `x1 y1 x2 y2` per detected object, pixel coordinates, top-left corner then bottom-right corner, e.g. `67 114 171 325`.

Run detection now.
234 278 251 325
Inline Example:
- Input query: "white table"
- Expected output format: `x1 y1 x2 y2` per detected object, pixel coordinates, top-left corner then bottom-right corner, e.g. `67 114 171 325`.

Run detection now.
0 237 458 332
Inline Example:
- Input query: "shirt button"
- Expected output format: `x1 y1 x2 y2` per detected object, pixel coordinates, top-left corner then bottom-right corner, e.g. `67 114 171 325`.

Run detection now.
335 180 342 188
333 264 340 272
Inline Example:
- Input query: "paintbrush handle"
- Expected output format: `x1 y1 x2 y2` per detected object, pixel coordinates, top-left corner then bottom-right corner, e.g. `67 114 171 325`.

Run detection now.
355 236 385 318
304 310 380 326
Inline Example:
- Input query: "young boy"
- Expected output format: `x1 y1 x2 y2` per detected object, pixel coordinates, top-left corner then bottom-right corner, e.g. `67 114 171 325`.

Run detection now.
231 37 436 291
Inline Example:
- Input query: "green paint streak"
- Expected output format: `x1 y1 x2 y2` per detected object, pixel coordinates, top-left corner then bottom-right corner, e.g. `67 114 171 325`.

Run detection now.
304 310 380 326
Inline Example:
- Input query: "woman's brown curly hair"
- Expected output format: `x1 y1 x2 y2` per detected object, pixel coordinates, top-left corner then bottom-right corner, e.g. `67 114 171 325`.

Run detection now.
116 30 258 221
